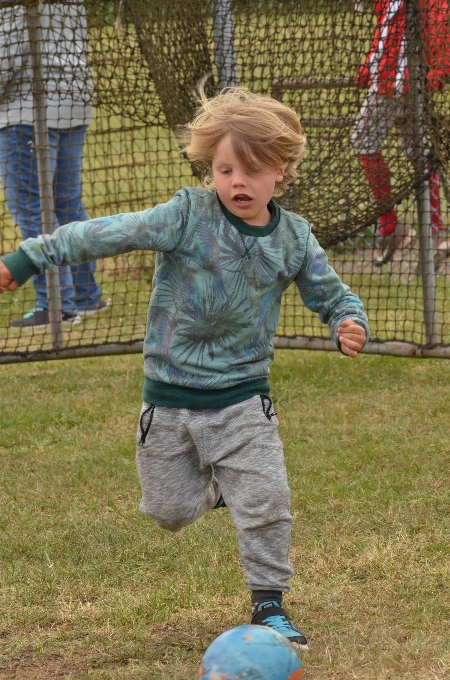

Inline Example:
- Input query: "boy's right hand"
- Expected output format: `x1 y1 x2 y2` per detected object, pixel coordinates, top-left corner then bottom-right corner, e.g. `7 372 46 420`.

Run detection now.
0 260 19 293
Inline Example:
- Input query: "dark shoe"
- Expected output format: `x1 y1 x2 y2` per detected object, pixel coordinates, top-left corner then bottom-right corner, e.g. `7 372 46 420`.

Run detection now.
374 222 415 265
10 307 81 328
77 298 108 316
251 601 308 651
10 307 49 328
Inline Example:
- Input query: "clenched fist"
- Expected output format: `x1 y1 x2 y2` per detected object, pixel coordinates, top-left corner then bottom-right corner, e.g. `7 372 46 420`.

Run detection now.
0 261 19 293
337 319 366 358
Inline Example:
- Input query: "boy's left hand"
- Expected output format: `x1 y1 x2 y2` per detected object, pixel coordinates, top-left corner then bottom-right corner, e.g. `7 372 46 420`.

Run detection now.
337 319 366 358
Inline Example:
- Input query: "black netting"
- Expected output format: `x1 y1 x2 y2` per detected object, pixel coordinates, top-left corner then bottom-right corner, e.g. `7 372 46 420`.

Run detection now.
1 0 450 360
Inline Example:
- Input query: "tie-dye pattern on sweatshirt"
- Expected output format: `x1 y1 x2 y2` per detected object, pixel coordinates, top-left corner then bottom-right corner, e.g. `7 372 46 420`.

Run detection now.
13 187 369 406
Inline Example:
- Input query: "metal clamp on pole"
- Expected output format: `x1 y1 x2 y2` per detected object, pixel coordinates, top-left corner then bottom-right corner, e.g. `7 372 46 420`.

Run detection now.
25 2 64 350
405 0 439 346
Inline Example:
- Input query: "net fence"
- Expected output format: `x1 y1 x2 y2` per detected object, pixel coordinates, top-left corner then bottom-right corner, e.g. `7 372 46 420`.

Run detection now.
1 0 450 362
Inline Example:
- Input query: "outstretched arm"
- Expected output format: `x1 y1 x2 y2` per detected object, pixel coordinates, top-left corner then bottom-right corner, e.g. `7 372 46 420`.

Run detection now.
0 191 189 289
0 260 19 293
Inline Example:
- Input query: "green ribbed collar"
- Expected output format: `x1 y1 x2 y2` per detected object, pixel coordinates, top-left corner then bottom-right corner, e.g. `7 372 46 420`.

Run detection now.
217 194 280 236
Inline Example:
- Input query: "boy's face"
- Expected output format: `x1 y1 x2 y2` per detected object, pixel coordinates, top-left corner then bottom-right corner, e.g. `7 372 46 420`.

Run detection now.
211 136 285 226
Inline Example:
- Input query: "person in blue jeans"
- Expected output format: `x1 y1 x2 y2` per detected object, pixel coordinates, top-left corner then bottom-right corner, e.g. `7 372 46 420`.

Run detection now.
0 0 104 327
0 124 103 325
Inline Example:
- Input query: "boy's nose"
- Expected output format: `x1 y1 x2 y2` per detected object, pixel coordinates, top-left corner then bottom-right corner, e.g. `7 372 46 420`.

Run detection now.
232 173 246 187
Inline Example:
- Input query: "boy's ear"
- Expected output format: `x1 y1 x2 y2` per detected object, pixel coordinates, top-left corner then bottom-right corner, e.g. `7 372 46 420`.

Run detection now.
276 164 287 182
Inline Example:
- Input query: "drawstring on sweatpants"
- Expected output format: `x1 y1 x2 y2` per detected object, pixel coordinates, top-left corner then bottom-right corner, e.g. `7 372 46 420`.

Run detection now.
139 404 155 444
260 395 276 421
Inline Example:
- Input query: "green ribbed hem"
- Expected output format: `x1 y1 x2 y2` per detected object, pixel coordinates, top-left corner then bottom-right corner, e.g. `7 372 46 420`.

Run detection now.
142 377 270 409
1 249 40 286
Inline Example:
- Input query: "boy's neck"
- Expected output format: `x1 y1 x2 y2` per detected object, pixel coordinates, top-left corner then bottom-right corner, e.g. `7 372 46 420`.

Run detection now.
223 200 273 226
257 203 273 227
239 205 272 227
217 194 280 237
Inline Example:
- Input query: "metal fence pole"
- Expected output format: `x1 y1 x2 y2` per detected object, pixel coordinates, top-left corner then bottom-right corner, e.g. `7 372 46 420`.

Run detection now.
405 0 439 346
25 2 64 349
212 0 239 89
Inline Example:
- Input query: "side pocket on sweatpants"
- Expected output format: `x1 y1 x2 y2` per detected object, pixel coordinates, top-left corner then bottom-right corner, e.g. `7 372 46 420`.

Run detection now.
260 395 277 421
138 403 156 445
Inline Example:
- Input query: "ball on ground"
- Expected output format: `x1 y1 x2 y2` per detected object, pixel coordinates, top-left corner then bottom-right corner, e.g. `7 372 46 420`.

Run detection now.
199 624 304 680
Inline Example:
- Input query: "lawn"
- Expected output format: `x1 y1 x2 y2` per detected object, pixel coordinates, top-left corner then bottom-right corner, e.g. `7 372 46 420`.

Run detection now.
1 349 449 679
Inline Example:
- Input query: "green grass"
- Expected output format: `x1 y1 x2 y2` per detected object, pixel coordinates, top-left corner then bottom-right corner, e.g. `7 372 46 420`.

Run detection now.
1 350 449 678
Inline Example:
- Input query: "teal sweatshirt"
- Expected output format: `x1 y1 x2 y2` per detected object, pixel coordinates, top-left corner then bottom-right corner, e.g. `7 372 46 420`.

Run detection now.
3 187 369 408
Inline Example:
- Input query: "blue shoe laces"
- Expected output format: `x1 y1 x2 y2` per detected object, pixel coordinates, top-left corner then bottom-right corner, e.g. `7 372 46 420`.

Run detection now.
259 613 298 636
256 601 303 638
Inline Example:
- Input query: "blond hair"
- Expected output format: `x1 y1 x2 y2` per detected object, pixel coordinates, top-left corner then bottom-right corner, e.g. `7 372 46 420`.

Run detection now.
180 87 306 197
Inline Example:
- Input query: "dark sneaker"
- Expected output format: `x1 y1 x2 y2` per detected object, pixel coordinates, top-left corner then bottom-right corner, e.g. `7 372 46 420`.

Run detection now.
10 307 49 328
77 299 108 316
10 307 81 328
251 601 308 651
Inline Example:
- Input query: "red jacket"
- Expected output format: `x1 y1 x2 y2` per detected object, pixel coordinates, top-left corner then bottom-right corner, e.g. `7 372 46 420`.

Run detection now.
356 0 450 95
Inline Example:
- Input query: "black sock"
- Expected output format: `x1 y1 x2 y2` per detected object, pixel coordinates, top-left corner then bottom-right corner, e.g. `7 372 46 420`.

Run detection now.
251 590 283 614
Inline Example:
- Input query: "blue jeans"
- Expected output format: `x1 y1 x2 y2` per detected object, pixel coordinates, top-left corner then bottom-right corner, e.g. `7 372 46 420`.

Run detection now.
0 124 101 314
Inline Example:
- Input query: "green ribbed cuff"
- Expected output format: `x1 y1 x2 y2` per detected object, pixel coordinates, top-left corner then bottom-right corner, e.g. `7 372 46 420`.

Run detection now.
1 249 40 286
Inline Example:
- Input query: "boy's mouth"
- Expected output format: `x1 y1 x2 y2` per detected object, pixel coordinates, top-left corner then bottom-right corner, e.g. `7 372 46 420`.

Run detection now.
233 194 252 205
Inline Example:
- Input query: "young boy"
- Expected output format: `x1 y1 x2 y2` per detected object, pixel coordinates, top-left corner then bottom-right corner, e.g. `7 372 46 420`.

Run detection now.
0 88 368 650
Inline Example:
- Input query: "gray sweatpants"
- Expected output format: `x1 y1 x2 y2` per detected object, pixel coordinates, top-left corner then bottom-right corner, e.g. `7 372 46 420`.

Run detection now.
136 395 294 592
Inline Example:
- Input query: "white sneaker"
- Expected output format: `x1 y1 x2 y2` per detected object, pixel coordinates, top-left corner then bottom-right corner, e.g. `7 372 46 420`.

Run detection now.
434 232 450 269
374 222 415 265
